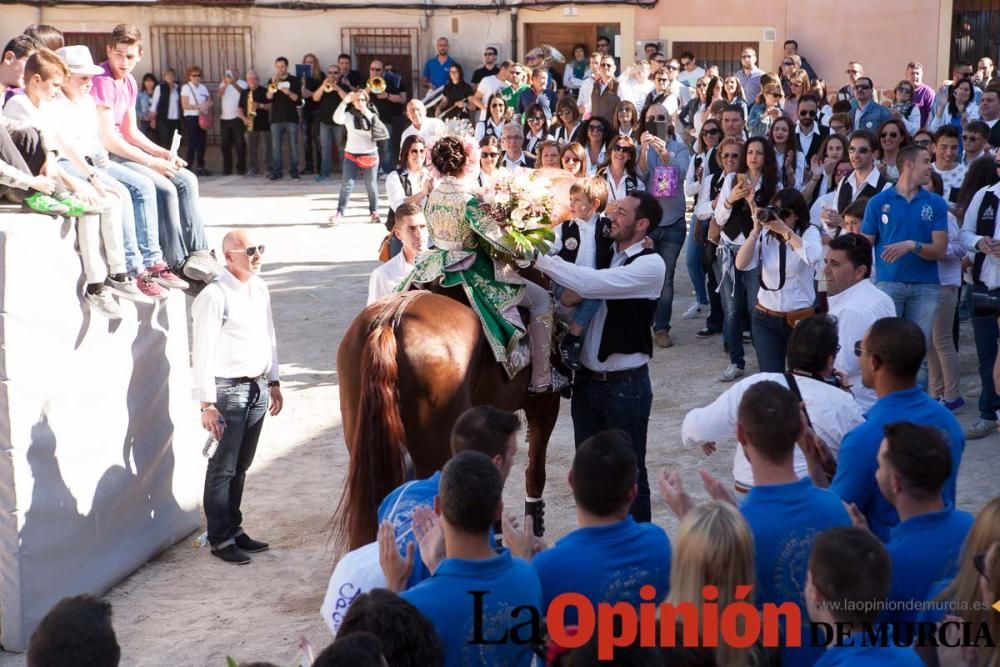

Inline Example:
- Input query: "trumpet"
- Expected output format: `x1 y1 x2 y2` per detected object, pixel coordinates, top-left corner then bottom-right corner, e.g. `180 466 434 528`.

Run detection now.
366 76 387 95
268 75 280 94
323 78 336 93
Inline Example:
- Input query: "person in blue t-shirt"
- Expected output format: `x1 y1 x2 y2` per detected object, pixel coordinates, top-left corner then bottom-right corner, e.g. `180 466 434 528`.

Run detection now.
861 143 948 373
805 527 923 666
421 37 456 91
872 422 974 625
377 406 521 589
661 380 850 667
825 318 965 541
381 451 542 667
530 430 671 625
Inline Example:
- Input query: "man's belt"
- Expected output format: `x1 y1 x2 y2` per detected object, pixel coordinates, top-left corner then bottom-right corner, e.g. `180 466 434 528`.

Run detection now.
755 303 816 327
576 365 647 383
216 374 265 385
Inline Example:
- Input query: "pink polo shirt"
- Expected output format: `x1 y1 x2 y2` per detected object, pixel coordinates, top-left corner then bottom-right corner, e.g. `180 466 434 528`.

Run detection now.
90 61 137 135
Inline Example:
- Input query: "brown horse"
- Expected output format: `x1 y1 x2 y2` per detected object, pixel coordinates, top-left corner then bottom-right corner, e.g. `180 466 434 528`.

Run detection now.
335 290 561 551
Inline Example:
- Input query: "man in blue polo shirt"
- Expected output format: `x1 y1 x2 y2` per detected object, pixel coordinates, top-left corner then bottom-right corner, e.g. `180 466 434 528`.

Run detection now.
530 430 671 624
805 527 923 665
874 422 974 625
377 406 520 589
861 143 948 382
421 37 455 92
387 451 542 667
827 318 965 541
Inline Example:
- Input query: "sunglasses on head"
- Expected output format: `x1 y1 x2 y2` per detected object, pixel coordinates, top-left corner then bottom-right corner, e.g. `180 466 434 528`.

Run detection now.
240 245 265 257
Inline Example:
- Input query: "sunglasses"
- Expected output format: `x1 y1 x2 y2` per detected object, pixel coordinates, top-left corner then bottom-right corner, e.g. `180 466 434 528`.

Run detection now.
782 61 794 66
897 88 913 94
880 132 900 139
799 109 817 118
481 151 499 158
665 65 680 71
849 146 872 154
484 51 497 57
702 128 721 135
914 139 931 146
855 84 872 90
696 82 707 88
647 114 667 122
612 144 633 153
562 156 581 162
588 125 604 132
240 245 265 257
963 134 981 141
791 81 804 87
490 103 505 108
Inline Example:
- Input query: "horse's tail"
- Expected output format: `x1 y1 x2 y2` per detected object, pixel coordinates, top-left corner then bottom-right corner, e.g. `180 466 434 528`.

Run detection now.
335 297 411 553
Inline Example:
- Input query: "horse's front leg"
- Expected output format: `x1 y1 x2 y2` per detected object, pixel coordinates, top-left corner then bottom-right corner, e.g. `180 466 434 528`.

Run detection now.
522 392 560 537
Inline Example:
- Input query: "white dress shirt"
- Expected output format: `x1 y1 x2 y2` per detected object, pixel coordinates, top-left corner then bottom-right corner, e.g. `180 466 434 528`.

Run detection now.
577 75 598 116
714 173 761 247
826 278 897 411
191 270 280 403
535 242 665 372
961 182 1000 289
549 213 599 268
475 75 507 122
386 169 429 210
367 251 414 305
795 123 822 159
584 146 606 176
834 167 889 209
603 169 645 201
682 372 865 488
400 117 445 145
742 225 823 311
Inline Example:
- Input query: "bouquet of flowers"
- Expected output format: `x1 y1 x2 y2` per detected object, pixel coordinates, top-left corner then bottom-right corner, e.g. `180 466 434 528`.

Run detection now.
479 168 556 262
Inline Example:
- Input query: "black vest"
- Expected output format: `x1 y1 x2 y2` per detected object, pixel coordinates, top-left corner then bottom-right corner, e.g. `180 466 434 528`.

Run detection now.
384 169 412 231
600 169 641 200
597 248 658 362
973 190 999 283
692 149 722 206
837 171 888 215
798 124 829 164
156 82 181 121
723 178 773 241
556 216 613 267
709 169 727 203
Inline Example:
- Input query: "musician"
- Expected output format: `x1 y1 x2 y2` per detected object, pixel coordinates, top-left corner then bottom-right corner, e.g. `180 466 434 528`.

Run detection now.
218 67 247 176
265 56 302 180
313 63 350 180
367 59 407 175
437 63 475 121
238 70 271 177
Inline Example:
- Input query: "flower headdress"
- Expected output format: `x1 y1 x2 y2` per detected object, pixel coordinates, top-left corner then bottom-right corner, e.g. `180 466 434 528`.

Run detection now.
427 118 481 179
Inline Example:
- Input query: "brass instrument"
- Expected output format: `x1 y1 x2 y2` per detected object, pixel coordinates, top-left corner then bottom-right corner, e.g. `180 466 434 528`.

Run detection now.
367 76 387 95
267 75 279 94
245 92 256 131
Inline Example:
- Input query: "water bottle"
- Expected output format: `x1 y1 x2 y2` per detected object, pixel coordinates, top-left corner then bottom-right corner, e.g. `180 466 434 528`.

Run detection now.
202 434 219 458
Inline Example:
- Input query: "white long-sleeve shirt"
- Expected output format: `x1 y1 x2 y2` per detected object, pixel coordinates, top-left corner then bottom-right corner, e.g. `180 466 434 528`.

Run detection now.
961 182 1000 289
368 251 414 305
548 213 600 268
535 242 665 372
681 372 865 489
826 278 897 411
741 226 823 311
333 101 379 154
386 169 429 210
191 270 280 403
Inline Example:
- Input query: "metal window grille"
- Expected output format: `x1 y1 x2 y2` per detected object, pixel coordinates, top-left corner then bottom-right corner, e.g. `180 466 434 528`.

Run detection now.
952 1 1000 71
670 41 758 79
340 27 419 96
63 32 113 67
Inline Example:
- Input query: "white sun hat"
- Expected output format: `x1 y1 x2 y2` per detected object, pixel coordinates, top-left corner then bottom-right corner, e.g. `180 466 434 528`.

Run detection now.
55 45 105 76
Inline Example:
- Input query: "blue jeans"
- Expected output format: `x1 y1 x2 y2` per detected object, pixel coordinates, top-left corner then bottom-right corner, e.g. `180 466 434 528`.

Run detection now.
337 155 380 215
571 366 652 522
751 307 793 373
553 283 601 328
61 159 143 275
318 123 338 178
270 121 299 176
685 217 710 305
205 377 269 548
104 159 163 268
876 281 939 388
972 285 1000 420
649 220 687 332
117 160 208 268
718 263 759 368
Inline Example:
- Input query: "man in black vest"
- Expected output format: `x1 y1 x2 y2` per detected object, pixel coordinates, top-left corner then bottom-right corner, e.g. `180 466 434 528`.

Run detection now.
534 191 667 523
795 94 828 164
150 68 182 150
960 172 1000 440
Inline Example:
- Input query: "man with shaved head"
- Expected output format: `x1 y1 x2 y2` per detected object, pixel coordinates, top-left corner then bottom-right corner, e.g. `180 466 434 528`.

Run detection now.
191 229 283 564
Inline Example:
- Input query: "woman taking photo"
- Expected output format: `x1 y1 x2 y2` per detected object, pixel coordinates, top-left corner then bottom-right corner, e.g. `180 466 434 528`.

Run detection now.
597 135 644 201
714 136 780 381
683 119 724 321
521 103 550 159
474 93 507 142
748 83 786 138
560 141 587 178
612 100 640 141
385 136 432 256
180 65 212 176
437 63 475 120
331 89 382 224
768 116 804 189
551 97 583 145
802 134 849 206
477 135 502 188
735 188 823 372
583 116 610 175
876 118 911 182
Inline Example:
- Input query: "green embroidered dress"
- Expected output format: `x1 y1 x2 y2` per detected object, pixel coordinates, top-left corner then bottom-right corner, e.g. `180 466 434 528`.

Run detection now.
397 177 529 378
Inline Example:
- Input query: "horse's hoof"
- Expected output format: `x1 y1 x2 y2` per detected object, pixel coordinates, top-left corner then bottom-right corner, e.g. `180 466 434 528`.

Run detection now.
525 499 545 537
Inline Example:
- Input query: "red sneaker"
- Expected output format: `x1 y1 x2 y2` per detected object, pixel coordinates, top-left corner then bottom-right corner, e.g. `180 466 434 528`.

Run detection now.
148 262 190 290
136 272 168 300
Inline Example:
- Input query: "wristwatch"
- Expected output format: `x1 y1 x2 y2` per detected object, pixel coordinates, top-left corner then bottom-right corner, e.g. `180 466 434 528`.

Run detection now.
913 241 924 254
268 380 280 388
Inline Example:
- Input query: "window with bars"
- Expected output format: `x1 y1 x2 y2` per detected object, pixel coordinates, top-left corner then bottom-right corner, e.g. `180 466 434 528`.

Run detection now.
671 41 758 79
952 1 1000 71
340 28 419 96
63 32 112 68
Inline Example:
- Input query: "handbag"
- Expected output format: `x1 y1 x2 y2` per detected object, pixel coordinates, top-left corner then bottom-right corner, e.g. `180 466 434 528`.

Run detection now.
346 152 379 170
370 113 390 142
187 83 213 130
378 234 392 262
652 164 679 198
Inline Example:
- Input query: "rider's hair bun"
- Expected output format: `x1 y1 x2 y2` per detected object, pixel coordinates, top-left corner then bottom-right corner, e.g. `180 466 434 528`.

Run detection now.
431 136 467 176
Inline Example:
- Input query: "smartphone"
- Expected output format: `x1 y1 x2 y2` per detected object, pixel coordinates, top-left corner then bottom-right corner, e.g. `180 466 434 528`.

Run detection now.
224 69 234 80
735 173 747 188
647 120 669 142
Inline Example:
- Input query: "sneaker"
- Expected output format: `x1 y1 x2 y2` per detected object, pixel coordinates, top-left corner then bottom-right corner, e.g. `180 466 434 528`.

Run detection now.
315 174 328 182
695 328 720 339
941 396 966 412
290 172 301 181
328 211 342 226
234 533 270 553
211 544 251 565
148 262 190 290
22 192 70 216
965 418 997 440
742 330 753 343
84 287 123 320
682 302 704 319
136 272 168 300
370 212 381 225
57 195 88 217
181 250 223 283
720 364 745 382
105 275 154 304
655 330 674 348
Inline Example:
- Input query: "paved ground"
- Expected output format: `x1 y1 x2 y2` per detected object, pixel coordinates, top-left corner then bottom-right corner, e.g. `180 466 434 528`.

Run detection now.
1 172 996 665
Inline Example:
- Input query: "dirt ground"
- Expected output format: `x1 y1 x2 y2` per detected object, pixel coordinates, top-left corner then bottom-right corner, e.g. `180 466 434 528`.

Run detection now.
2 174 996 666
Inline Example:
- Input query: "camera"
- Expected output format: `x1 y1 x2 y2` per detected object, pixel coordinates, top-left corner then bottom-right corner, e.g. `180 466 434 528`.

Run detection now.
973 291 1000 318
755 206 783 224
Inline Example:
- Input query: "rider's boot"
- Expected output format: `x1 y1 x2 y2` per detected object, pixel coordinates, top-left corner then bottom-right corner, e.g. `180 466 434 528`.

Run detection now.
528 311 554 393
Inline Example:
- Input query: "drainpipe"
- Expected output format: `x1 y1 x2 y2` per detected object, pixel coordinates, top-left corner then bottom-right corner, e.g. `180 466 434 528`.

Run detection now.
510 6 519 61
